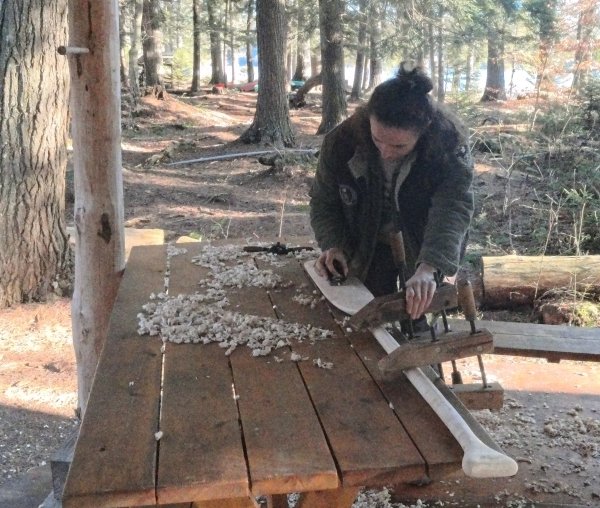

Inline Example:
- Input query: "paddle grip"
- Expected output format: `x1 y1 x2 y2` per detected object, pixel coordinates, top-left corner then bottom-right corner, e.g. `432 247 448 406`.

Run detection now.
389 231 407 268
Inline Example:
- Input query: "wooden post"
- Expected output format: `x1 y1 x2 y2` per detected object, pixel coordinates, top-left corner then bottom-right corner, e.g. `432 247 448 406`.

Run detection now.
66 0 125 416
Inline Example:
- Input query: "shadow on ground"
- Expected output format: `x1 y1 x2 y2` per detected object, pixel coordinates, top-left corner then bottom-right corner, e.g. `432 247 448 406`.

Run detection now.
0 405 78 508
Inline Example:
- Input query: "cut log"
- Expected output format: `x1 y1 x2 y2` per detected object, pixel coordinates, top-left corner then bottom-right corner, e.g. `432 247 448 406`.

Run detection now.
482 255 600 309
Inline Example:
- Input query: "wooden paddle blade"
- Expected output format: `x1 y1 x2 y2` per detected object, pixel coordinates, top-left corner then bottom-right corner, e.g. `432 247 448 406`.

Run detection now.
349 283 458 330
303 260 375 315
378 329 494 378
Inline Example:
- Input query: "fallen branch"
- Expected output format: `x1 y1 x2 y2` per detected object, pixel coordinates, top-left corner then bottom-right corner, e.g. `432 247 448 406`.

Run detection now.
166 148 318 166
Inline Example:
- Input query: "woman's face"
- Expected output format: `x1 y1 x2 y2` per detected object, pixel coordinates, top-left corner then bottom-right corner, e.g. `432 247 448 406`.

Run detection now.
369 116 420 161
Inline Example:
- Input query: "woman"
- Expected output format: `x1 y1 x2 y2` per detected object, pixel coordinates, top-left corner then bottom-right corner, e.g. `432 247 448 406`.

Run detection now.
310 64 474 323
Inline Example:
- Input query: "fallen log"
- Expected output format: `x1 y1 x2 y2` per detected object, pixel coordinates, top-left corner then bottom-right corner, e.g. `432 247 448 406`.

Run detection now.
482 255 600 308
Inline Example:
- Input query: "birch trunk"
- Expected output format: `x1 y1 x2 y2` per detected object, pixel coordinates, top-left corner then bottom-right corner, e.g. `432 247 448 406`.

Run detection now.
68 0 125 415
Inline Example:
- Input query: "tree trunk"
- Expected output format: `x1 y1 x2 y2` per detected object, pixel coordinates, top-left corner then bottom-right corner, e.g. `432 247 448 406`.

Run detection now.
317 0 347 135
129 0 143 100
246 0 255 82
142 0 162 86
207 0 226 84
481 27 506 101
367 2 382 90
350 0 367 101
0 0 72 308
68 0 126 415
482 255 600 309
310 37 320 76
436 11 444 102
191 0 202 92
292 0 308 82
240 0 295 147
362 55 370 90
428 22 436 95
572 1 596 91
465 44 473 92
119 0 129 88
225 0 235 84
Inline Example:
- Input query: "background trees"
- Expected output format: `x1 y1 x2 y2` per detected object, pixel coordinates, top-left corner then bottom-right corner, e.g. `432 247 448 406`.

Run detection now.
1 0 599 308
110 0 598 109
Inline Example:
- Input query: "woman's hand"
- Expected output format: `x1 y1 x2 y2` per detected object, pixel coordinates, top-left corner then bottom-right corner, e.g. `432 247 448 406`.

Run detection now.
405 262 437 319
314 248 348 279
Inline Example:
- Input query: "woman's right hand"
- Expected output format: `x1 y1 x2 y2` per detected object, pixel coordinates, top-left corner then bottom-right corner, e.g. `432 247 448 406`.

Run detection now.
314 248 348 279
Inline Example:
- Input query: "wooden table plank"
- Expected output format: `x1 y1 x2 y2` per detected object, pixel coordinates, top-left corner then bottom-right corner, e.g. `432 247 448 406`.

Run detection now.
161 241 338 500
448 318 600 362
63 245 167 508
265 257 427 487
346 333 463 480
231 352 339 495
157 245 250 504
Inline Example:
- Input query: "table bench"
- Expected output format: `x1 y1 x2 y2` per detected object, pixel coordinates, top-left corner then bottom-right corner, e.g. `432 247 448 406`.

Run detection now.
63 240 504 507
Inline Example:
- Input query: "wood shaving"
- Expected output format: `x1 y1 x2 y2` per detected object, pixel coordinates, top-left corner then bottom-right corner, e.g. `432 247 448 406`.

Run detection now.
312 358 333 369
292 292 323 308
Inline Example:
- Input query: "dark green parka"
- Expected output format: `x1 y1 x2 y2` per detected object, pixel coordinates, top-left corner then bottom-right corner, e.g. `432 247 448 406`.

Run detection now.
309 106 474 280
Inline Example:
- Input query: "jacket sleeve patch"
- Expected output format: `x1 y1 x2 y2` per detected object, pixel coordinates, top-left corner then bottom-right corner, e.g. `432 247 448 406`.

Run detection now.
338 184 358 206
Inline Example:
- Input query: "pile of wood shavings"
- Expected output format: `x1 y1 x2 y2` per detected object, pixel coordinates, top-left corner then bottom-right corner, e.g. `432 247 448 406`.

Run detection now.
138 291 331 356
137 243 333 358
474 397 600 502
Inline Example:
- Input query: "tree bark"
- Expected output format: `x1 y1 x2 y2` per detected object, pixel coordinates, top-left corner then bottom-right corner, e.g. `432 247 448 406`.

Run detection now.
129 0 143 99
0 0 72 308
142 0 162 86
240 0 295 147
207 0 226 84
191 0 202 92
317 0 347 135
350 0 367 100
482 255 600 308
68 0 126 415
481 27 506 101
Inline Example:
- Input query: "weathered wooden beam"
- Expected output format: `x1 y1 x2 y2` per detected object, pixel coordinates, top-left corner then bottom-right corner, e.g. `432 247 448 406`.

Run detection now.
450 382 504 411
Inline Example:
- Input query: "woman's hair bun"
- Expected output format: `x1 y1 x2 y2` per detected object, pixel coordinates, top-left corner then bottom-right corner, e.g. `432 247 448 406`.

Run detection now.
395 62 433 96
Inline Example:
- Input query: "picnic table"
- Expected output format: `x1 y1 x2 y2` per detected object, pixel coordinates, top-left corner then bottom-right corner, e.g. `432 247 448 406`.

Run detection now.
63 239 503 508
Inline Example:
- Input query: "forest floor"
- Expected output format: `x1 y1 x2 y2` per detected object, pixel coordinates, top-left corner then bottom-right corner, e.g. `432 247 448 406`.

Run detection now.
1 88 599 507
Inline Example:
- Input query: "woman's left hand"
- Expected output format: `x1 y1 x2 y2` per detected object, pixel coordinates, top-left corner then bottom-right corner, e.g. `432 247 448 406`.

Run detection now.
404 263 437 319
